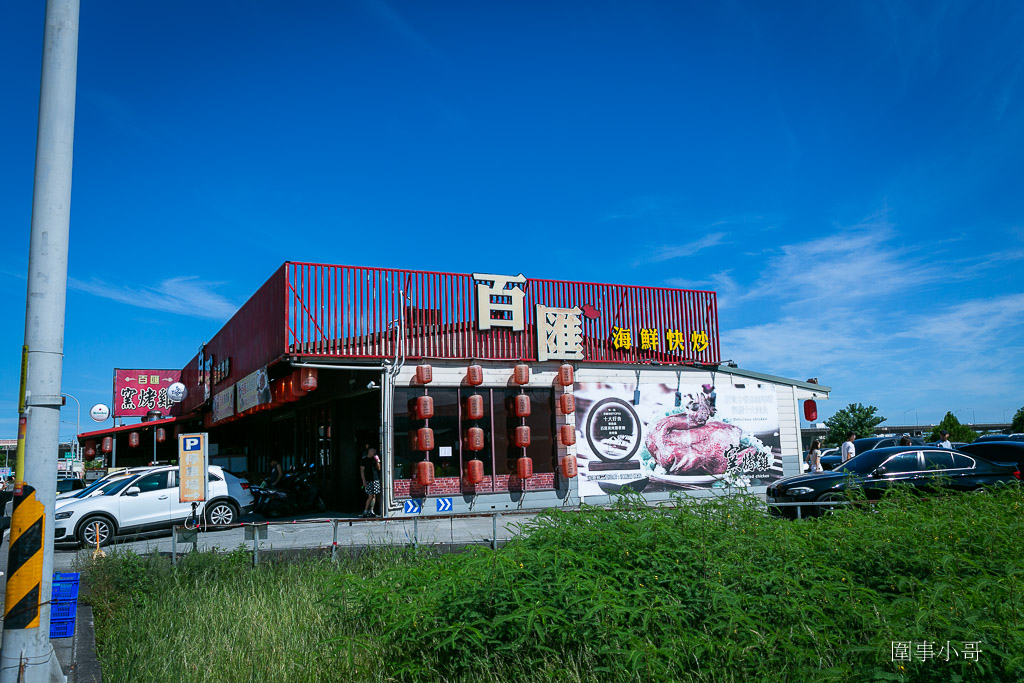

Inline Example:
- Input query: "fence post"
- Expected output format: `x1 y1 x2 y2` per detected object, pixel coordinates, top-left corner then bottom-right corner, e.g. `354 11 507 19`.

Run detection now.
331 520 338 564
171 526 177 567
413 517 418 550
253 526 259 567
796 505 802 520
492 513 498 551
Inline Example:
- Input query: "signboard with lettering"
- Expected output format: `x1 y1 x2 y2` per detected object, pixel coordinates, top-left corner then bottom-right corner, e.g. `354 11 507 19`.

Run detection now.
112 369 181 418
212 385 236 423
178 433 209 503
235 367 271 413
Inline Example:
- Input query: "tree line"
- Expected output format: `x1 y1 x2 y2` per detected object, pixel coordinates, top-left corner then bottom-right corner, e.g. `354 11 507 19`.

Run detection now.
820 404 1024 447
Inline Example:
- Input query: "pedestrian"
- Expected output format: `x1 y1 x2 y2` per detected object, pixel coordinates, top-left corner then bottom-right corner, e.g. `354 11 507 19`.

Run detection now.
899 435 913 446
938 430 953 449
360 446 382 517
807 439 823 473
841 432 856 462
267 459 283 487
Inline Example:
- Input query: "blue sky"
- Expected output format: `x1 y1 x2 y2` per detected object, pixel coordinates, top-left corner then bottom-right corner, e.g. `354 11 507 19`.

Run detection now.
2 1 1022 441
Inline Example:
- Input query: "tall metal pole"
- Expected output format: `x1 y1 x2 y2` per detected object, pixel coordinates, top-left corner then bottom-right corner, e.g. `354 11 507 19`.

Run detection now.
1 1 79 681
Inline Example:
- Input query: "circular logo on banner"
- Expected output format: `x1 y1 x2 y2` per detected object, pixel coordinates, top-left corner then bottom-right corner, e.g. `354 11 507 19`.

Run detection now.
89 403 110 422
586 397 642 462
167 382 188 403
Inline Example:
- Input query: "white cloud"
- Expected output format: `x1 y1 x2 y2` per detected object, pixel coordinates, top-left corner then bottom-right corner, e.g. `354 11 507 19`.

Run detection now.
69 276 238 321
634 232 727 266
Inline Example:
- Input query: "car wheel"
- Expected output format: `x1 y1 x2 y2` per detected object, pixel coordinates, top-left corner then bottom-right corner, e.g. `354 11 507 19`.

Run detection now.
815 492 847 516
205 501 237 526
78 516 115 549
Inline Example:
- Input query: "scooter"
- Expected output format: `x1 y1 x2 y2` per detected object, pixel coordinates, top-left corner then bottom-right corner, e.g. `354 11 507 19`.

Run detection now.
252 463 325 518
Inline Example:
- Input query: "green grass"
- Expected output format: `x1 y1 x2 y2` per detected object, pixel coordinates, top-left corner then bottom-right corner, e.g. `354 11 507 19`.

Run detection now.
83 486 1024 682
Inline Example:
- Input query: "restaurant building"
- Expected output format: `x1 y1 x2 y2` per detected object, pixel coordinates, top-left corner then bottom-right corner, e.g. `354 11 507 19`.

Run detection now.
77 262 829 517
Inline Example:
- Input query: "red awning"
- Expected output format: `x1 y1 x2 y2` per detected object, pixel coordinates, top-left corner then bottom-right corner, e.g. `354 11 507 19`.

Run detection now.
77 414 198 442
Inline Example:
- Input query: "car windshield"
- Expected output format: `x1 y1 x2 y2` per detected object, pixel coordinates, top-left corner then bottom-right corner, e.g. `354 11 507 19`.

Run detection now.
833 450 887 475
98 477 135 495
71 478 113 498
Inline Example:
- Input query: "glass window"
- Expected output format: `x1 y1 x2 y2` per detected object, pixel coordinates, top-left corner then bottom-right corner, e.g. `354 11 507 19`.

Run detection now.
131 472 169 493
923 451 954 470
493 388 555 477
951 453 975 469
392 388 460 480
880 452 920 473
207 472 222 482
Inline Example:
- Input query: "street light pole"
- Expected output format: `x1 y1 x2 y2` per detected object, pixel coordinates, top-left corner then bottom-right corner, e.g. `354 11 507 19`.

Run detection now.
1 1 79 680
61 392 80 459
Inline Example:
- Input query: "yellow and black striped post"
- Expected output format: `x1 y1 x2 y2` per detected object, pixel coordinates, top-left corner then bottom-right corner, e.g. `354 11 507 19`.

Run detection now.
3 485 45 629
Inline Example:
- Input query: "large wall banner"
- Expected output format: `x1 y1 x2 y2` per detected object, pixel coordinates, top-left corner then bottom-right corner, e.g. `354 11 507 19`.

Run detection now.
575 382 781 497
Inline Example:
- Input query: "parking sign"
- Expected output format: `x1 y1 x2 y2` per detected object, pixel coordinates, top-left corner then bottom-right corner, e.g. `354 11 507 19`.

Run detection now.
178 433 208 503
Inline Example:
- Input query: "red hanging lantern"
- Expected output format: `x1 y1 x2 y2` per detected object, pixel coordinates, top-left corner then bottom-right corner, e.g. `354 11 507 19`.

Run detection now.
516 456 534 479
513 394 531 418
273 379 289 403
513 364 530 385
415 395 434 420
465 458 485 485
300 367 318 391
84 445 96 460
415 460 435 487
467 364 484 386
804 400 818 422
559 424 577 446
466 426 485 451
416 364 433 385
559 393 575 415
156 427 167 443
417 427 435 451
290 372 308 399
464 394 484 420
558 364 574 387
101 436 113 453
129 431 140 448
514 425 531 448
84 439 95 454
560 455 578 479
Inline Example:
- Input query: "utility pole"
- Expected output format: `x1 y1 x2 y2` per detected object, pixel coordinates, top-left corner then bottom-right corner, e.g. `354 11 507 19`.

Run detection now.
1 1 79 681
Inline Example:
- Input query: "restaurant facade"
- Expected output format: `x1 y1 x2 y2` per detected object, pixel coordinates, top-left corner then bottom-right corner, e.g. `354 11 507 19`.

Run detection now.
77 262 830 517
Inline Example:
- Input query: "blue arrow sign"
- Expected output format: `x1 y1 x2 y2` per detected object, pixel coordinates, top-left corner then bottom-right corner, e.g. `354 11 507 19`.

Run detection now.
403 499 422 514
436 497 453 513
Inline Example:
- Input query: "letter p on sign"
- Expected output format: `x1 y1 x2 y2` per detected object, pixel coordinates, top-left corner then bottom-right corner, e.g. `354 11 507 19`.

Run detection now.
184 437 201 451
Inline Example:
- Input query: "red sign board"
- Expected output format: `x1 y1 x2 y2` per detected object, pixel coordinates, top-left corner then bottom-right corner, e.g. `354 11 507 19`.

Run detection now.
113 369 181 417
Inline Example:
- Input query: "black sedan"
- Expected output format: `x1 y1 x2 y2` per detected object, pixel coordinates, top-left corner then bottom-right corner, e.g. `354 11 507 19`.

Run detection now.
958 440 1024 474
767 446 1019 518
819 436 925 470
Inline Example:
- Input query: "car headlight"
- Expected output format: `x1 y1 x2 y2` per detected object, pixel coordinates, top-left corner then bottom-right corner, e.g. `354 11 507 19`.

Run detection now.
786 487 815 496
55 511 74 520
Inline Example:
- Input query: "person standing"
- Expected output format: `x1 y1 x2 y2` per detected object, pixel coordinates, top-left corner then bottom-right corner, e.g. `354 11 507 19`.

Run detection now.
807 440 823 473
360 446 382 517
938 430 953 449
841 432 856 462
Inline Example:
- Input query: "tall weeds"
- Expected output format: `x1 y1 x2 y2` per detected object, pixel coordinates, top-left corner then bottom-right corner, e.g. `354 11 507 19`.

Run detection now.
84 487 1024 682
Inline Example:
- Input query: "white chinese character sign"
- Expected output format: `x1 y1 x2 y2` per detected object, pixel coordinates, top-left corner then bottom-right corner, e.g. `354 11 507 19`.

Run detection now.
536 305 584 361
472 273 527 331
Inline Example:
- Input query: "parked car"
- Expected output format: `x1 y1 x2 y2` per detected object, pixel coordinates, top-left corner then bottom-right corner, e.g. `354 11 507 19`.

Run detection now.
973 434 1024 443
767 446 1019 519
53 465 254 548
958 441 1024 475
819 436 925 470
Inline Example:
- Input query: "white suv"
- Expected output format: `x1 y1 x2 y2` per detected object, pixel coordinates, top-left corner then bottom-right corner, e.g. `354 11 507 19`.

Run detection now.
54 465 254 548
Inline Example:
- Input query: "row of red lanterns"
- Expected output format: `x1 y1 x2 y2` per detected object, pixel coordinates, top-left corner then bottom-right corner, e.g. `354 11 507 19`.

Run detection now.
415 363 576 387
